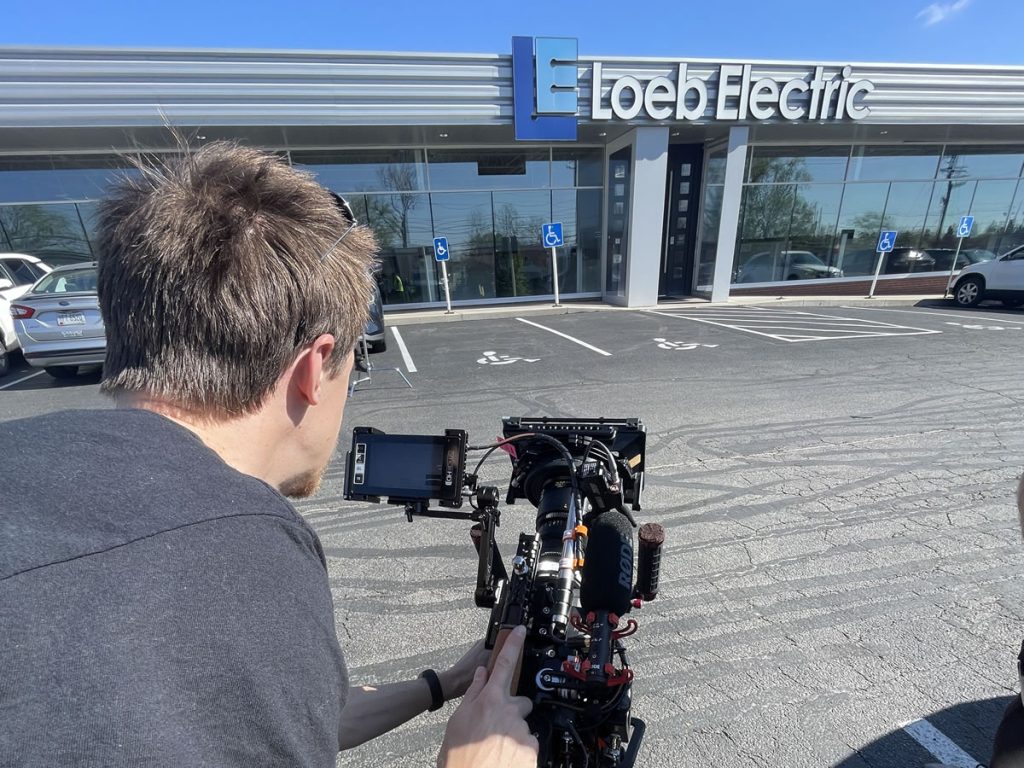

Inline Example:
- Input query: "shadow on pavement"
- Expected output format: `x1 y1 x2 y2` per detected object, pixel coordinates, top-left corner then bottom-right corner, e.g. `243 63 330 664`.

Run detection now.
833 695 1013 768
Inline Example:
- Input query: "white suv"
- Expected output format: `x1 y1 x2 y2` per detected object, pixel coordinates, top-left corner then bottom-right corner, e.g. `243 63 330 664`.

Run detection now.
951 244 1024 308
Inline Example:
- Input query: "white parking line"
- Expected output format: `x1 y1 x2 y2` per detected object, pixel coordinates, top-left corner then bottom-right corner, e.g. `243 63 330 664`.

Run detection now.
646 307 940 342
841 304 1024 325
515 317 612 356
389 327 417 373
902 718 982 767
0 370 45 391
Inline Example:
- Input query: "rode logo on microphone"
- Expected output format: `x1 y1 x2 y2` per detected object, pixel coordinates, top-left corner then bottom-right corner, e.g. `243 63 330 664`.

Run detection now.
618 534 632 591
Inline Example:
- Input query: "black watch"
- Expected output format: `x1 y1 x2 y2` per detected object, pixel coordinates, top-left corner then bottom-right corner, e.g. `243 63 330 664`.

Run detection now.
420 669 445 712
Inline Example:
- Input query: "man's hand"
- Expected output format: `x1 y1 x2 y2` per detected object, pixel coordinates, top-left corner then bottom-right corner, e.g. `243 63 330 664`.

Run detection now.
437 626 539 768
438 640 490 701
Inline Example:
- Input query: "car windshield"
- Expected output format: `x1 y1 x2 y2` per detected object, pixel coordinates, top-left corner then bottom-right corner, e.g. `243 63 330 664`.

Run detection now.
32 268 97 295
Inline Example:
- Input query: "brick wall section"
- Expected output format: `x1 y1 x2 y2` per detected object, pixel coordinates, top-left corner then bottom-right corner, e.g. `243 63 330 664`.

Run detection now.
731 275 951 297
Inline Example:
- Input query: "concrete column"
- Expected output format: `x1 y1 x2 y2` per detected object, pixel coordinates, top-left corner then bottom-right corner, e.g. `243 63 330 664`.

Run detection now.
711 126 749 303
624 126 670 307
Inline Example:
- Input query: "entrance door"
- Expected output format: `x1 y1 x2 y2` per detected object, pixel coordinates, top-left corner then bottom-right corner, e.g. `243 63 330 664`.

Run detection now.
659 144 704 297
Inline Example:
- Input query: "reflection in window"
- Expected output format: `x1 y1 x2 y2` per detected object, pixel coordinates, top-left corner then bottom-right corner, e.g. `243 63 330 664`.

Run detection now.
427 149 549 190
704 149 727 185
0 203 93 262
788 184 844 268
429 192 496 300
552 149 603 188
962 180 1016 255
938 146 1024 180
748 146 849 184
553 189 602 294
493 190 551 298
291 149 426 194
352 192 438 305
832 183 889 276
881 182 933 244
0 155 136 204
695 184 723 290
848 145 942 182
921 179 975 248
606 149 631 297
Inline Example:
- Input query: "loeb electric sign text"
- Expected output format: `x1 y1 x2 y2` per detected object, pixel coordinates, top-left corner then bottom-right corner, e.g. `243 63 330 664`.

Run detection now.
512 36 876 141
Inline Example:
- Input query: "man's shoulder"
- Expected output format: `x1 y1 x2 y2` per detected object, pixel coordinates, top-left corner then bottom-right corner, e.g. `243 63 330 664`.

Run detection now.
0 408 316 581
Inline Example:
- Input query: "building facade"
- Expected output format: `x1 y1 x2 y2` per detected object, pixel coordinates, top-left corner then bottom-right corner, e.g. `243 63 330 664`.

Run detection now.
3 43 1024 308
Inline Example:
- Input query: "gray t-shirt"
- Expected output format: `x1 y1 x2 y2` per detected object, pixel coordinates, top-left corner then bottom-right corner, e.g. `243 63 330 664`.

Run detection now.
0 408 348 767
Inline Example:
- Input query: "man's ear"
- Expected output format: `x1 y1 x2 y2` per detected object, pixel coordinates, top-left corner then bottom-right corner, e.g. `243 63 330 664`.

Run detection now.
293 334 337 406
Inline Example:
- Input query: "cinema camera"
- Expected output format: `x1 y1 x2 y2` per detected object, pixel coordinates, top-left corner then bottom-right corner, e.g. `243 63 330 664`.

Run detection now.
344 417 665 768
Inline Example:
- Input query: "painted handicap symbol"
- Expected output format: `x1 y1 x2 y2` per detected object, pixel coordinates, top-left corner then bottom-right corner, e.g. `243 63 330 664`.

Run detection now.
653 338 719 351
477 350 541 365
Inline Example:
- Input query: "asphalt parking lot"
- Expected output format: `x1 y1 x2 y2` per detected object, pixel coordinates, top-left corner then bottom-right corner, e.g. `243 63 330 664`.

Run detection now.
3 300 1023 768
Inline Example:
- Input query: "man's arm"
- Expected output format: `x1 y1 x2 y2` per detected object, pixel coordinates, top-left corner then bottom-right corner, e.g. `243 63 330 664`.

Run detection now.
339 641 489 750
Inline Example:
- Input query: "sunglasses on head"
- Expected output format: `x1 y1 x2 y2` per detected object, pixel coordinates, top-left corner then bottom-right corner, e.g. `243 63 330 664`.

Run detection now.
319 192 358 264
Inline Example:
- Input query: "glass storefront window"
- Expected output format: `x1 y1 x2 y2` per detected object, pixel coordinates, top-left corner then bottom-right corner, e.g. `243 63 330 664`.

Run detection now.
606 148 631 297
428 191 496 301
704 149 727 185
427 149 549 190
788 183 844 269
291 149 426 194
747 146 849 184
0 155 135 204
492 190 551 298
734 184 796 282
832 183 890 276
0 203 93 263
553 189 602 293
848 145 942 182
695 184 723 290
552 149 603 188
350 192 438 305
921 178 976 249
938 146 1024 180
881 181 933 244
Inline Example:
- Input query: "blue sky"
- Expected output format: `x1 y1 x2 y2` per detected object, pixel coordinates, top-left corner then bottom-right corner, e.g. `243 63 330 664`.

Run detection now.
3 0 1022 65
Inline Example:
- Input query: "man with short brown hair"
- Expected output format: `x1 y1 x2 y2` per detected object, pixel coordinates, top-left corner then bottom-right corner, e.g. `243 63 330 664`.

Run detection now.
0 142 537 767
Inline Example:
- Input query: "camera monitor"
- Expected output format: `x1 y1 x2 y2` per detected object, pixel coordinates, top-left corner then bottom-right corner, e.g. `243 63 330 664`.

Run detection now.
344 427 467 507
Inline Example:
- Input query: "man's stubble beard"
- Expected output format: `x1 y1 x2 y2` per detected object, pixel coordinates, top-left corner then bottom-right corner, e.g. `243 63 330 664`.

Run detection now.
280 466 326 499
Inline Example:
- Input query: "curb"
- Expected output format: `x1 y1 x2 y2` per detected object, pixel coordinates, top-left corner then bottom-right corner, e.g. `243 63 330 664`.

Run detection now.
383 296 953 326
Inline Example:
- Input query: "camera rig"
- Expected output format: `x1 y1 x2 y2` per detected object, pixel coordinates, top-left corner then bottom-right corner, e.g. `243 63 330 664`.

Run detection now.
344 417 664 768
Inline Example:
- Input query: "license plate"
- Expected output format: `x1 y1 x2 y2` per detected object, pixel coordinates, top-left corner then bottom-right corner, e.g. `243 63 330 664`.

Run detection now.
57 312 86 326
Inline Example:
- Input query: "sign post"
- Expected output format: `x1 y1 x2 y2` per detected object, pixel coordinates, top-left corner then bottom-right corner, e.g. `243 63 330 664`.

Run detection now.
868 230 898 298
945 215 974 297
433 237 453 314
542 222 564 307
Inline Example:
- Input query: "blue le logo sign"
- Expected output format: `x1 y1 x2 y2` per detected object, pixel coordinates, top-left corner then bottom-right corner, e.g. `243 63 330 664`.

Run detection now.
876 231 898 253
512 37 578 141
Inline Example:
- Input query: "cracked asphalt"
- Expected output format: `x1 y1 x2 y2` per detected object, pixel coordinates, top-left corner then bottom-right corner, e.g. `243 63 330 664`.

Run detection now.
2 301 1022 767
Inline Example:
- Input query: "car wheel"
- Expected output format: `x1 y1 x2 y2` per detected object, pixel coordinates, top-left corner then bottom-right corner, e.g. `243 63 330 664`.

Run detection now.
954 276 984 308
0 339 8 378
368 339 387 353
45 365 80 379
786 274 800 280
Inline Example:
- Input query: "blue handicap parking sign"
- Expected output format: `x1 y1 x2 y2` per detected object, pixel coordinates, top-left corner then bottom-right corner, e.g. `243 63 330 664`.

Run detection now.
957 216 975 238
542 222 564 248
876 230 898 253
433 237 450 262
